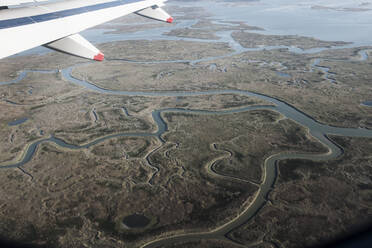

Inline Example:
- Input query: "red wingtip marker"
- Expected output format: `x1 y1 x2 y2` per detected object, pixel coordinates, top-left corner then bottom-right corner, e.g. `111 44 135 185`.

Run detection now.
166 17 174 23
94 52 104 61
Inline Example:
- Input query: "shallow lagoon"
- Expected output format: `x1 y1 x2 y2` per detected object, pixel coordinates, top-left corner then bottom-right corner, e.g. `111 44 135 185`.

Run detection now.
181 0 372 44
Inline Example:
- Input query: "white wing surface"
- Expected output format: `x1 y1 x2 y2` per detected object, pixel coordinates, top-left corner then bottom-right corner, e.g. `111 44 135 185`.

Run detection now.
1 0 48 6
0 0 172 60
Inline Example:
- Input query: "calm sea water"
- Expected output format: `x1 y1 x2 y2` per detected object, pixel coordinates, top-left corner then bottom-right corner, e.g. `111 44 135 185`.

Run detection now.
175 0 372 44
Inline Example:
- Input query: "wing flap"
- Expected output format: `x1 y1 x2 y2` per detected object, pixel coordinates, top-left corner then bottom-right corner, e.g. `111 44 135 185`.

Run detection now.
45 34 104 61
135 5 173 23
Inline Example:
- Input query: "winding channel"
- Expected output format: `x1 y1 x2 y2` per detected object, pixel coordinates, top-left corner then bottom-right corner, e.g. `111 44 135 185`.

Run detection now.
0 26 371 246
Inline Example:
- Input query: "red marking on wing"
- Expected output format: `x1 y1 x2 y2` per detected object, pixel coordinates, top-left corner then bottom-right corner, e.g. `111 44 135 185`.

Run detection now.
166 17 173 23
94 52 104 61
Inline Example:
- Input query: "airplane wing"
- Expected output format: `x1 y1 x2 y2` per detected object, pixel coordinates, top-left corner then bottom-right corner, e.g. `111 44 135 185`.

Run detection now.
1 0 48 6
0 0 173 61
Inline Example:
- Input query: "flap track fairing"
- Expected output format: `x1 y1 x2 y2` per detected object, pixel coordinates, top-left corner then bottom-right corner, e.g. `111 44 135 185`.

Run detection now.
44 34 104 61
135 5 173 23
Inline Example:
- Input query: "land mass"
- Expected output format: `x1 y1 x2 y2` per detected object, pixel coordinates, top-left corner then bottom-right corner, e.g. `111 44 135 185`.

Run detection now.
0 2 372 248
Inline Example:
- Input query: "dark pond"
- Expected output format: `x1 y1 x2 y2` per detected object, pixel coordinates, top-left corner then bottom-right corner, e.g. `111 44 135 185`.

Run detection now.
122 214 150 228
